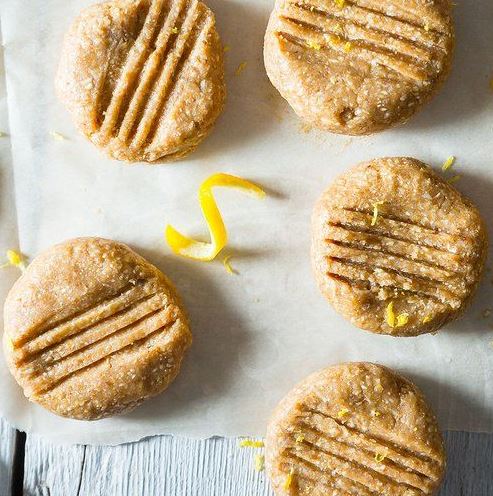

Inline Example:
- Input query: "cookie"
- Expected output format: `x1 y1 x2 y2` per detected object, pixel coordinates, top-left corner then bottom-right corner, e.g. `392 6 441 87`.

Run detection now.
56 0 225 162
264 0 454 134
266 362 446 496
311 157 487 336
3 237 192 420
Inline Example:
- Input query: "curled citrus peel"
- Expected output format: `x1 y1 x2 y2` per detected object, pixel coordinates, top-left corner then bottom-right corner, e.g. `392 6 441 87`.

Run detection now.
165 173 265 262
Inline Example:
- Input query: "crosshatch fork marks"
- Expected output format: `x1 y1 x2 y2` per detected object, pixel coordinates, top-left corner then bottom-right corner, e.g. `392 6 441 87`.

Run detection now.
274 0 450 81
286 445 426 496
296 425 435 492
287 452 379 496
305 407 443 465
275 21 429 82
28 305 178 395
12 281 152 358
19 292 166 372
97 0 171 142
94 0 209 153
280 5 435 64
131 2 209 149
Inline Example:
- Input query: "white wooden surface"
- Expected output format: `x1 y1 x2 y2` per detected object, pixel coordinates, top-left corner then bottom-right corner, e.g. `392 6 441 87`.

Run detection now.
0 417 492 495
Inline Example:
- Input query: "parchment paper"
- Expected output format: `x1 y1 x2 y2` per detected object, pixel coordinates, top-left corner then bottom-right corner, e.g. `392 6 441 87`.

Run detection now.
0 0 492 445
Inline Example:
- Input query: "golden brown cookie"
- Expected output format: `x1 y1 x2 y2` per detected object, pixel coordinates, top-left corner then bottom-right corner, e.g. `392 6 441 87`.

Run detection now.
3 237 192 420
266 362 446 496
264 0 454 134
56 0 225 162
311 157 487 336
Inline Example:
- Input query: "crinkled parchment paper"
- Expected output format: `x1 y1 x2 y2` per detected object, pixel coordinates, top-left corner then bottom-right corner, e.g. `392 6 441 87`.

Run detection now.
0 0 493 444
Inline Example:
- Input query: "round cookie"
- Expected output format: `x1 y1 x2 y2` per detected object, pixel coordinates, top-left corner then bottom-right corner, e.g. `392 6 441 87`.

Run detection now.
311 157 487 336
3 237 192 420
264 0 454 134
56 0 225 162
266 362 446 496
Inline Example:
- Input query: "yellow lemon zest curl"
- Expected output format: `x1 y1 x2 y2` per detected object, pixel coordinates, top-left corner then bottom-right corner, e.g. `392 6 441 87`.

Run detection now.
337 408 349 419
283 469 294 489
239 439 265 448
386 302 409 328
375 451 387 463
306 40 321 50
422 314 433 324
254 454 265 472
343 41 353 53
335 0 345 8
371 201 384 226
223 255 236 275
295 434 305 443
442 155 455 171
1 250 27 272
165 173 265 262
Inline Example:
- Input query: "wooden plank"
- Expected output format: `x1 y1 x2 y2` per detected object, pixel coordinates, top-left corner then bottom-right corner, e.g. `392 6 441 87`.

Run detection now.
0 418 16 496
19 431 493 495
23 435 85 495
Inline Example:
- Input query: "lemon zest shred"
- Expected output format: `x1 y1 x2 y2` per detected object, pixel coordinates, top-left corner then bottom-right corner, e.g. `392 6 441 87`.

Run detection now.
337 408 349 419
422 314 433 324
295 434 305 443
306 40 321 50
50 131 66 140
375 383 384 393
165 173 265 262
396 313 409 327
386 301 409 328
371 201 384 226
442 156 455 171
171 26 179 34
254 454 265 472
343 41 353 53
448 174 461 184
239 439 265 448
375 451 387 463
371 409 381 417
386 301 396 327
283 469 294 489
335 0 345 8
235 62 247 76
223 255 236 275
1 250 27 272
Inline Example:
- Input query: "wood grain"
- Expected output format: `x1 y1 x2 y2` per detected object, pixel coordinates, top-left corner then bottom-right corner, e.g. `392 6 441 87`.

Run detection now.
0 418 15 496
0 417 492 495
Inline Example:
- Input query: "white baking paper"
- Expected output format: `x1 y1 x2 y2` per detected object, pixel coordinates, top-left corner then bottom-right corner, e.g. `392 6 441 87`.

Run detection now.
0 0 492 445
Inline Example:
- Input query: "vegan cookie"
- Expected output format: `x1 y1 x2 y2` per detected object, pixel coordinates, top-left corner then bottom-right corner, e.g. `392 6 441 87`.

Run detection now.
264 0 454 134
266 362 446 496
311 157 487 336
56 0 225 162
3 237 192 420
